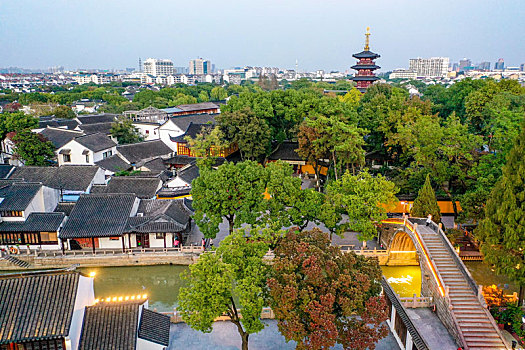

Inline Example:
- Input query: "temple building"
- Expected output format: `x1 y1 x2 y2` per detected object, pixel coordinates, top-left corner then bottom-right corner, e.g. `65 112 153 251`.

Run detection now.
351 27 381 93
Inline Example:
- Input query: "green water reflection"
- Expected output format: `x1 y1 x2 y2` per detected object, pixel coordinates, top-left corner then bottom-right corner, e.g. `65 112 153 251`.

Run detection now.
381 266 422 297
16 260 512 313
465 261 518 294
79 265 189 312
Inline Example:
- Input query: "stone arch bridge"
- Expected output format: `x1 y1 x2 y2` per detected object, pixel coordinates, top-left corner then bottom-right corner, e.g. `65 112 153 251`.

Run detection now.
377 217 509 350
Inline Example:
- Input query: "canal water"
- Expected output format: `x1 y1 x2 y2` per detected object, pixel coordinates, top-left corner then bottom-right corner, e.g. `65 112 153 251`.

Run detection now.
2 261 517 313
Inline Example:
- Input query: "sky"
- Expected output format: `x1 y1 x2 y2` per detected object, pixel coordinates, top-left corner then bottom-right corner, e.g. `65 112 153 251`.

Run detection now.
0 0 524 72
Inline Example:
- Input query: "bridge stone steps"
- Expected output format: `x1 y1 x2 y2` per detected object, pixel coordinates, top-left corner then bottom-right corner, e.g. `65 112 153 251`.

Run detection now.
414 223 508 349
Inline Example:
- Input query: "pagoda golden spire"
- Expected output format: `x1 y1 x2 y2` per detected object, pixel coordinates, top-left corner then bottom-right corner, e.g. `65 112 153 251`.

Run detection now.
364 27 370 51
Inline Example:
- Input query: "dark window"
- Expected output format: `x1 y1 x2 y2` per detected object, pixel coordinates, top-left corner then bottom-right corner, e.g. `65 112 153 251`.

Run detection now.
394 310 407 344
156 233 164 240
63 154 71 163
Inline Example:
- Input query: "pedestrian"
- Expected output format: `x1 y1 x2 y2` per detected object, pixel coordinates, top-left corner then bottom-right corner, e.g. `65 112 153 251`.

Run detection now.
174 239 180 248
426 214 432 226
202 238 206 250
209 238 214 249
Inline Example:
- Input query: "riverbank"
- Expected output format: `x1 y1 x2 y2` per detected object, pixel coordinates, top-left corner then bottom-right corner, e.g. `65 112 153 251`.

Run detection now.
0 250 199 270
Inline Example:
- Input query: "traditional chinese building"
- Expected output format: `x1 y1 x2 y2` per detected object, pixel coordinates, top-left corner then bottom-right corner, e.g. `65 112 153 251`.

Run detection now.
351 27 381 93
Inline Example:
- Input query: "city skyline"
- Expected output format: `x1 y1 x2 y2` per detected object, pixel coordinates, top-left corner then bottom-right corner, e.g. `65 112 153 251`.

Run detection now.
1 0 524 72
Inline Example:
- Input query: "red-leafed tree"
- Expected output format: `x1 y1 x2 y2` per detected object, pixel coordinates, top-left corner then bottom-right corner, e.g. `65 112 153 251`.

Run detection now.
267 228 388 350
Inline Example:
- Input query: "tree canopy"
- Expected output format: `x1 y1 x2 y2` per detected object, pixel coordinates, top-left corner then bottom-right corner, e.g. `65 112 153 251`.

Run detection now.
268 228 388 350
475 120 525 302
110 116 143 144
191 160 268 238
178 228 271 350
12 130 55 166
411 174 441 222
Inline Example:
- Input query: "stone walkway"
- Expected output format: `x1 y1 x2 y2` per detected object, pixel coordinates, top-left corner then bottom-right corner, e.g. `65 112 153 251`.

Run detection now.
168 320 400 350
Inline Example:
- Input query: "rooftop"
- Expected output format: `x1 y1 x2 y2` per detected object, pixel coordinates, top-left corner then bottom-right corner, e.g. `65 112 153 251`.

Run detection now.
73 132 116 152
0 271 80 344
0 212 65 232
79 302 140 350
352 50 381 59
176 102 219 112
170 123 213 143
95 154 131 173
168 113 217 132
77 122 113 135
91 177 161 199
117 139 173 164
77 113 117 125
39 127 84 148
268 141 304 162
60 193 137 239
9 165 101 191
177 163 199 185
0 182 41 211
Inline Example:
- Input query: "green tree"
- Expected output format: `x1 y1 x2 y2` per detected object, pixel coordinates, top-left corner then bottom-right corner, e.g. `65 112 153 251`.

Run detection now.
0 112 38 140
110 116 143 144
268 228 388 350
475 120 525 304
210 86 227 101
12 130 55 166
411 174 441 222
191 160 268 237
325 170 398 244
217 107 271 161
52 105 76 119
178 228 270 350
265 161 324 230
185 125 228 167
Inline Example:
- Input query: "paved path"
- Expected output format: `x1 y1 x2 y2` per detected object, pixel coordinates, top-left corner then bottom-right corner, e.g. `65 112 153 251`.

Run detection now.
168 320 400 350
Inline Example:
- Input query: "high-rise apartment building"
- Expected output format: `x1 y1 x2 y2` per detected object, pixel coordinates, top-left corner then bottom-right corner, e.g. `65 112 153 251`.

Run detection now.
409 57 450 78
521 63 525 72
494 58 505 70
459 58 472 71
478 62 491 71
143 58 174 76
189 58 211 75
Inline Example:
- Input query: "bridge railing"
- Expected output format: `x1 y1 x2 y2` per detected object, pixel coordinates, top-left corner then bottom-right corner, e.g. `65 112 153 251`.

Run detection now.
408 218 480 299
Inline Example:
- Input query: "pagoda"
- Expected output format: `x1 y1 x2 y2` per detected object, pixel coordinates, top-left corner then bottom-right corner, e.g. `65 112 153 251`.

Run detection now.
351 27 381 93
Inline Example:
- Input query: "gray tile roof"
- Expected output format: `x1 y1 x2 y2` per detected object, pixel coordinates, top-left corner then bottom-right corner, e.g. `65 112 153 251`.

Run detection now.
60 194 136 239
127 199 192 233
164 155 196 165
77 113 117 125
74 133 116 152
9 165 101 192
138 308 170 346
0 165 14 179
139 157 166 173
177 163 199 185
77 122 113 135
54 202 76 216
0 271 80 344
169 113 217 132
38 118 79 130
170 123 213 142
95 155 131 173
117 140 173 164
176 102 219 112
79 302 140 350
93 177 161 199
268 141 304 161
40 127 84 149
0 212 65 232
0 182 41 211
